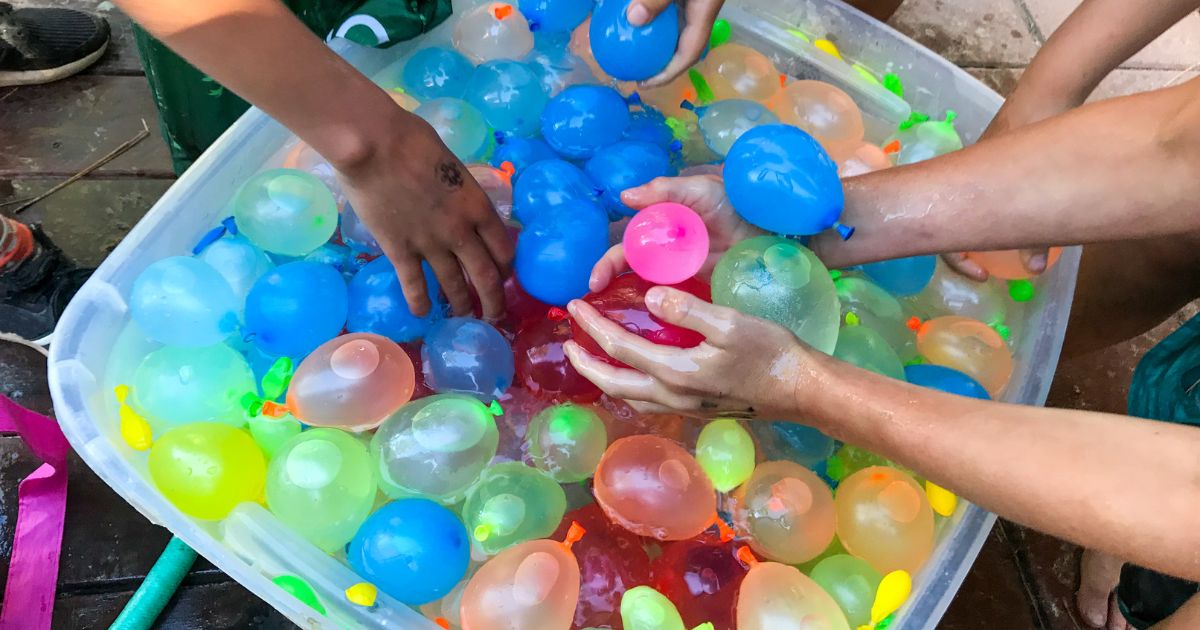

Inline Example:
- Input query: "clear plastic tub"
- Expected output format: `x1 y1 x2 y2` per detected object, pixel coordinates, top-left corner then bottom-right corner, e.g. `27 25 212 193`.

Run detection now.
48 1 1078 628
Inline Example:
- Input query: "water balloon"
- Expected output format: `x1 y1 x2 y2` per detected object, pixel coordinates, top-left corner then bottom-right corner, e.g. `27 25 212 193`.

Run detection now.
860 255 936 297
402 46 475 100
129 256 239 347
513 315 603 402
833 324 905 380
965 248 1064 280
195 236 275 304
625 107 678 151
585 140 674 217
148 422 266 520
650 535 747 630
459 533 582 630
232 168 338 256
463 461 567 554
684 98 779 158
736 558 851 630
767 80 865 158
834 466 934 574
835 274 917 360
339 202 382 256
244 261 348 358
695 418 755 492
699 43 780 102
520 0 592 32
553 503 652 628
589 0 679 81
621 585 688 630
453 2 535 64
527 402 608 481
886 111 963 165
131 343 255 430
347 498 470 605
347 256 445 343
904 363 991 400
540 84 631 159
512 158 599 225
491 135 557 178
465 60 550 138
808 554 883 627
283 333 416 431
916 315 1013 397
731 460 836 564
515 200 610 305
423 317 515 401
594 434 716 540
416 97 494 162
571 272 711 366
622 201 709 284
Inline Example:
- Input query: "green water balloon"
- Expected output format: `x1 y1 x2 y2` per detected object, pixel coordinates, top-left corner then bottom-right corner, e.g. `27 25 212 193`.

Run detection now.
695 418 755 492
833 325 905 380
272 574 326 615
462 461 567 555
710 236 840 354
266 428 377 552
835 275 916 360
249 413 302 458
527 403 608 483
621 585 687 630
809 554 883 627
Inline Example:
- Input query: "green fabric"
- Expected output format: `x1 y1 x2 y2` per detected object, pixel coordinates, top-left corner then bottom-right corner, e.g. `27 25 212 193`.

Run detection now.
1117 313 1200 627
134 0 452 174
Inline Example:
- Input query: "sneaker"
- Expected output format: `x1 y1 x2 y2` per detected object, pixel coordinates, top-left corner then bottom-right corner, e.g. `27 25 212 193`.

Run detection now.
0 2 110 87
0 216 92 344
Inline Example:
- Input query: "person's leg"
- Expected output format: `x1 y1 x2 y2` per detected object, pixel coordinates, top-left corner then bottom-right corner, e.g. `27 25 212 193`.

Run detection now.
0 2 109 87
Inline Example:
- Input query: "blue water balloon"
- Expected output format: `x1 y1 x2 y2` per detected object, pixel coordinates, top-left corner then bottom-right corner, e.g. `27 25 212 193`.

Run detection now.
194 235 274 304
723 124 845 236
401 46 475 100
490 135 557 177
415 98 493 162
422 317 516 401
515 199 610 305
751 421 837 468
589 0 679 81
524 41 597 96
244 261 348 358
860 255 937 297
904 364 991 400
347 498 470 605
347 256 445 343
130 256 239 347
540 84 631 159
465 60 550 138
512 158 599 225
584 140 674 217
303 242 355 274
624 107 677 151
521 0 593 33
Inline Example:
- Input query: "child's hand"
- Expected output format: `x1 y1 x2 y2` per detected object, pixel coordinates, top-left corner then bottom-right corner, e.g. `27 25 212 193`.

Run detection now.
337 121 513 319
563 284 818 418
589 175 764 291
631 0 725 87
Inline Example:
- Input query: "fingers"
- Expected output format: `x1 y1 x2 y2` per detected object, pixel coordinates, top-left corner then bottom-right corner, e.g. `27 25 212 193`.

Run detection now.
1019 248 1049 275
456 236 506 320
941 252 990 282
589 245 627 292
476 213 515 275
426 250 473 316
621 175 723 211
566 299 684 371
564 341 702 410
626 0 674 26
641 0 723 87
644 286 736 343
391 253 433 317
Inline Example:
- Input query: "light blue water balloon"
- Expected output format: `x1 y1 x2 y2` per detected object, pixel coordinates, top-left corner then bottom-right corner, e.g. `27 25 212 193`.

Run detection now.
540 84 631 159
347 256 445 343
244 261 348 358
129 256 239 347
401 46 475 100
416 97 493 162
465 60 549 138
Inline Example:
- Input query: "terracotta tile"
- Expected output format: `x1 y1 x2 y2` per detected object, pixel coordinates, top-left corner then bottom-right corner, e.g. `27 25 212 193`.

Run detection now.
1023 0 1200 70
888 0 1041 66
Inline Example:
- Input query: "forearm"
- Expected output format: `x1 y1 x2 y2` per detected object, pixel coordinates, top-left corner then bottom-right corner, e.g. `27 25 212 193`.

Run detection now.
115 0 413 171
813 78 1200 267
798 356 1200 580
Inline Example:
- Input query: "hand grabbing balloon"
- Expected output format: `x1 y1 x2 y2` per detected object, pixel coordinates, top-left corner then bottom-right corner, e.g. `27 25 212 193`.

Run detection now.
587 175 765 292
631 0 726 87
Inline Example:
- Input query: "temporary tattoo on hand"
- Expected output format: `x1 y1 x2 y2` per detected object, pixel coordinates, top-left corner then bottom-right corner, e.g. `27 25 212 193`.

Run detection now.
436 159 464 190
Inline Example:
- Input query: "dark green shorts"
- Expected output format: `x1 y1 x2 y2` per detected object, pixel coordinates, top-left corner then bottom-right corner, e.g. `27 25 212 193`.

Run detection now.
1118 313 1200 628
133 0 451 174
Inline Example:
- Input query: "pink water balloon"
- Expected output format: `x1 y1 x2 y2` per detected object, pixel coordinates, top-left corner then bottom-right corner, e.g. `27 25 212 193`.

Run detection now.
459 527 584 630
279 333 416 431
622 202 710 285
593 435 716 540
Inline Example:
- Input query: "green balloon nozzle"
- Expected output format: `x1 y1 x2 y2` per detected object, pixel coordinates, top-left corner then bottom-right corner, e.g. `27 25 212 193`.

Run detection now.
897 111 930 131
687 69 715 105
262 356 294 400
882 73 904 98
665 117 690 141
489 400 504 417
1007 279 1034 302
709 18 731 49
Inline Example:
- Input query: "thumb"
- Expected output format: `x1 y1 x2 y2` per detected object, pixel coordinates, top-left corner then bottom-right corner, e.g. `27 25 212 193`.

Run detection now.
627 0 674 26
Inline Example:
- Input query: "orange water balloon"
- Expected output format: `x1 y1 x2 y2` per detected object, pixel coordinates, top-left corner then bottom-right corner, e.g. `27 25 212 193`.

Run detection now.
700 43 780 102
837 142 892 177
964 248 1063 280
735 554 851 630
834 466 934 574
768 80 865 158
594 435 716 540
916 316 1013 397
732 460 836 564
459 525 584 630
283 333 416 431
638 71 696 120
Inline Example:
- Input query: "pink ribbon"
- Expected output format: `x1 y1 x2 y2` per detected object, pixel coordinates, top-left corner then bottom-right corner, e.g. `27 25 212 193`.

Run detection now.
0 396 69 630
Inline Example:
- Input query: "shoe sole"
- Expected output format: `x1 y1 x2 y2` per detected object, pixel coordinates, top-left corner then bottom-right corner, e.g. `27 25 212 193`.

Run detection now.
0 40 108 87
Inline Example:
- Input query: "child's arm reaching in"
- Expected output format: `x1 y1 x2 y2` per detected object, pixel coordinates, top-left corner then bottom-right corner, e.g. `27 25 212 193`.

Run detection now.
114 0 513 319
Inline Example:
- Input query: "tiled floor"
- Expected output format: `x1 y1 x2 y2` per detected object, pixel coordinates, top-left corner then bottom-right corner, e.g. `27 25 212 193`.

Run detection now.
1 0 1197 628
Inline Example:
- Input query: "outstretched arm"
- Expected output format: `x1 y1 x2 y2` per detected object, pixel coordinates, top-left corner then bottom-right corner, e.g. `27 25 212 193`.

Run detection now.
115 0 513 319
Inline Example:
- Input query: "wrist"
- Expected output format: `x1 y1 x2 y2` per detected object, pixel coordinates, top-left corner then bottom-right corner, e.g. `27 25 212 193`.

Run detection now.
305 83 424 177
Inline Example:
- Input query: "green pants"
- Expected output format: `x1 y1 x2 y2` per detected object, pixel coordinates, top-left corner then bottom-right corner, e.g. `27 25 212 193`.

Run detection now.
1118 313 1200 628
134 0 451 174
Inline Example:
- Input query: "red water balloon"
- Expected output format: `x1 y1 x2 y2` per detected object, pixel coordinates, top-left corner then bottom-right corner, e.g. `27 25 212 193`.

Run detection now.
514 315 603 403
552 503 652 629
502 275 551 334
571 272 712 367
650 535 748 630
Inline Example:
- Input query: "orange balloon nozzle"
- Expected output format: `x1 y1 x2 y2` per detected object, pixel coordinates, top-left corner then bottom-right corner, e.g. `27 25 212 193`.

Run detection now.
736 546 759 568
883 139 901 155
492 3 514 19
259 400 289 418
434 618 450 629
778 73 787 88
906 316 923 332
498 161 516 183
561 521 586 550
713 515 735 542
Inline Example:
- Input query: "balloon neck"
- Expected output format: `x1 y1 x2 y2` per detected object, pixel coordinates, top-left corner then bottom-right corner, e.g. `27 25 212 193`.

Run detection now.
898 111 930 131
498 161 516 183
833 221 856 240
735 546 759 568
259 399 289 418
943 109 957 124
262 356 294 400
711 514 735 542
491 3 514 20
778 73 787 88
883 72 905 98
560 520 586 550
668 139 683 153
989 321 1011 341
433 618 451 629
488 400 504 417
192 219 230 255
493 130 507 145
687 69 714 104
679 99 701 115
114 385 153 451
547 306 569 321
693 624 716 630
844 312 860 326
665 116 690 142
625 91 643 107
906 316 923 332
882 139 901 155
527 18 540 31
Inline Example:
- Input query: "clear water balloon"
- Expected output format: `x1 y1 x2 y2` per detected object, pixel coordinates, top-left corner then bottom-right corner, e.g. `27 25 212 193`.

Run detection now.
453 2 536 63
684 98 779 158
527 402 609 482
195 236 274 304
415 97 494 162
808 554 883 627
339 202 382 256
905 258 1008 324
834 324 905 380
835 274 917 360
423 317 515 401
232 168 338 256
524 39 598 97
463 461 567 554
886 112 964 165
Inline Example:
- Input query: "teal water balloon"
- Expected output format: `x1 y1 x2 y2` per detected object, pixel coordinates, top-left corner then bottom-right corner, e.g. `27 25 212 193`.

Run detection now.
527 403 609 482
129 256 239 347
422 317 515 401
710 236 840 354
589 0 679 81
195 235 275 304
835 275 916 360
685 99 779 158
371 394 500 503
540 84 631 159
860 255 936 297
232 169 338 257
465 60 550 138
416 97 494 162
266 428 377 552
833 325 905 380
809 554 883 627
463 461 567 554
402 46 475 100
131 343 255 430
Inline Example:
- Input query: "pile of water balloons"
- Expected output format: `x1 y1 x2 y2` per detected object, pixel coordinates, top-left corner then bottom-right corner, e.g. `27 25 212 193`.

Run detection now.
112 5 1061 628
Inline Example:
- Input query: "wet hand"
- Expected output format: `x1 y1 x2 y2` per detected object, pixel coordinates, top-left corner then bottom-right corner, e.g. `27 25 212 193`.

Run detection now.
336 120 513 319
589 174 764 291
563 285 816 418
632 0 725 87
